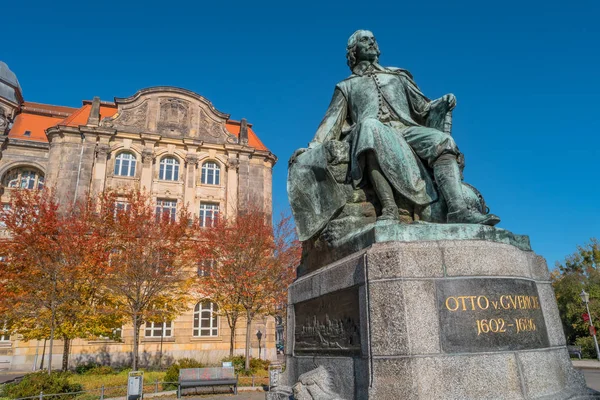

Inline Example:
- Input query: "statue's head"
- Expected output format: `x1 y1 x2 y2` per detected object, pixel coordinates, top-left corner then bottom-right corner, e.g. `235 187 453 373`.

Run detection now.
346 30 380 70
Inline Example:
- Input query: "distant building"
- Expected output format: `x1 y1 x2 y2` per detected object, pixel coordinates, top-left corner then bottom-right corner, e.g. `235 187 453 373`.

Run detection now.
0 61 277 370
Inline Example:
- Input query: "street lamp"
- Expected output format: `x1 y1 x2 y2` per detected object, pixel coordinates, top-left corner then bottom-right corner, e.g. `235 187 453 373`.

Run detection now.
256 330 263 360
580 289 600 362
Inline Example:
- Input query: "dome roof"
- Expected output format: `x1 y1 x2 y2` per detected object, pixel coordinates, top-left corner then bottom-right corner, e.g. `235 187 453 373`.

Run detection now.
0 62 21 90
0 61 22 105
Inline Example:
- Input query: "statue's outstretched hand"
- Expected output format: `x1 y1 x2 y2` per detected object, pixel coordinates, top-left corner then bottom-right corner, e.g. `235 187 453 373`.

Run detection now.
289 148 309 166
432 93 457 114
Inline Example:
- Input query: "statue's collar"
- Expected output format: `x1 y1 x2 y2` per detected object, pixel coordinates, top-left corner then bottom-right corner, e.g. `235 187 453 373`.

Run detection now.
352 62 384 76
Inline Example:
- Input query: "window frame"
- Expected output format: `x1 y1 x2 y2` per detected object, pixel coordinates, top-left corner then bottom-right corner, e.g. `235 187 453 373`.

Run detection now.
193 301 219 337
201 161 221 186
3 167 45 190
144 321 172 338
0 321 10 342
199 203 219 227
114 152 137 177
159 157 180 181
197 259 215 277
156 199 177 222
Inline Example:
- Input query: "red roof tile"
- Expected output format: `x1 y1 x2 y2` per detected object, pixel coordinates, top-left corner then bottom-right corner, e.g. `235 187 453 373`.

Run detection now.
59 104 118 127
22 101 78 117
225 122 268 151
9 113 62 142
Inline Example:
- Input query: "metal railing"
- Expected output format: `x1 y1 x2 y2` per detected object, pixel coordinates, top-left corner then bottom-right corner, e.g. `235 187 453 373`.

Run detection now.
2 376 270 400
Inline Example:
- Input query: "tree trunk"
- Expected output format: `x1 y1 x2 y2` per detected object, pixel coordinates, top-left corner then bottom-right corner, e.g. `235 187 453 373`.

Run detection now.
244 310 252 370
132 313 140 371
61 338 70 371
48 304 56 374
229 317 237 357
39 339 47 370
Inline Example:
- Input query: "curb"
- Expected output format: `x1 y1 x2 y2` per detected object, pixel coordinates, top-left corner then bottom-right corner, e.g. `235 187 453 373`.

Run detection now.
572 360 600 370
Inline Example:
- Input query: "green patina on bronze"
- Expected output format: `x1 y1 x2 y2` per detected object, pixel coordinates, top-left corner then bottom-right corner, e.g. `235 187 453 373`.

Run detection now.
288 30 503 247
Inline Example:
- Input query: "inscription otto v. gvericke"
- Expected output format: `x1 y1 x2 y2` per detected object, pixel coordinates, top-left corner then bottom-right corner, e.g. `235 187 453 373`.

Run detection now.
444 294 540 336
437 279 550 352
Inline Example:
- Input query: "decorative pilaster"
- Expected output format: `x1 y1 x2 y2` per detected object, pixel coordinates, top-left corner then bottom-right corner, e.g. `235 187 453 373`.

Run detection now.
91 143 111 196
226 157 240 217
140 148 155 191
184 153 199 214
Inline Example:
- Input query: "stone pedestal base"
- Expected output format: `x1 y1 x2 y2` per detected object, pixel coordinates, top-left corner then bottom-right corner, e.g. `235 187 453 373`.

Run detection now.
284 227 599 399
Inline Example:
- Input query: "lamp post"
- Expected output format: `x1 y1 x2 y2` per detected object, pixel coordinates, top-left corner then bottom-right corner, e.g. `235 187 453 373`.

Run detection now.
256 330 263 360
580 289 600 362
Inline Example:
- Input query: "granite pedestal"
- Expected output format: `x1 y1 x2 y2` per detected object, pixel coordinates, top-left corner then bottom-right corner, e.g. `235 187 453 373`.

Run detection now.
284 223 599 399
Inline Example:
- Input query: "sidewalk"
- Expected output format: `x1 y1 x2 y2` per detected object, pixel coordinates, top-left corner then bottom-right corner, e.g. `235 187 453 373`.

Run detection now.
572 359 600 369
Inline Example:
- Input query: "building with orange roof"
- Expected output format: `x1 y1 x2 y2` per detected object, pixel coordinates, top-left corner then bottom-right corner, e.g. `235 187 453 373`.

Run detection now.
0 62 279 371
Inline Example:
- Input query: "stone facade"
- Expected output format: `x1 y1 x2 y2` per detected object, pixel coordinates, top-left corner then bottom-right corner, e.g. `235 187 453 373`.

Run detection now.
0 62 278 370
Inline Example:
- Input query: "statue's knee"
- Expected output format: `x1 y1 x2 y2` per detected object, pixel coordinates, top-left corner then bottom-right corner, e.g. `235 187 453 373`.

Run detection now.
359 118 384 130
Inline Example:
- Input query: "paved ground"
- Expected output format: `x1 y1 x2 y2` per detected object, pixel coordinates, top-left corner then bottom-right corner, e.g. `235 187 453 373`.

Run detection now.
178 393 265 400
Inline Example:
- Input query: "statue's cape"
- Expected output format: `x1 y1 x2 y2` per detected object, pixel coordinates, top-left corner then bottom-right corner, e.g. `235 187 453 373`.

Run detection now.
287 143 346 241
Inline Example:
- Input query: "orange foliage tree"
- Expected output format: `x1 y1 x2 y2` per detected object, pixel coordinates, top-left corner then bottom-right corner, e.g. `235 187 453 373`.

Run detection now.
0 189 117 372
97 189 196 371
193 206 300 368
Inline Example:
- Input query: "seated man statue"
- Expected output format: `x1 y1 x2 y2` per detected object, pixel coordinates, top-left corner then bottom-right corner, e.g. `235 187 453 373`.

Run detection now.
288 30 499 242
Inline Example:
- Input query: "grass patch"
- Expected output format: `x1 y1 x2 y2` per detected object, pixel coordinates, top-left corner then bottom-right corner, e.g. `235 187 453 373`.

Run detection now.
69 370 167 390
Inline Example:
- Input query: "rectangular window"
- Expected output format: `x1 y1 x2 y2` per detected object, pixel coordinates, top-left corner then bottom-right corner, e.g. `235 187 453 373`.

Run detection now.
144 321 172 338
199 203 219 227
114 201 131 218
197 259 215 277
156 199 177 222
99 327 122 340
0 322 9 342
0 204 10 227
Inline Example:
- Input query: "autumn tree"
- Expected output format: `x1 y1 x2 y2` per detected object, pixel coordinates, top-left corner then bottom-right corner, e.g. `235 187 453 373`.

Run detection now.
0 189 117 372
97 189 195 370
194 206 300 369
553 238 600 344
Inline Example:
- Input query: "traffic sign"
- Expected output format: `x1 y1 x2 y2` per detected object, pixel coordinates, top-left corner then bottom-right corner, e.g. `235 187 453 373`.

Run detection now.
583 313 590 322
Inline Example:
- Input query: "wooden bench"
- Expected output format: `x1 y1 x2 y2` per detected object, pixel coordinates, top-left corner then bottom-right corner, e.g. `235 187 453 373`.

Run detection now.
568 345 582 359
177 367 237 397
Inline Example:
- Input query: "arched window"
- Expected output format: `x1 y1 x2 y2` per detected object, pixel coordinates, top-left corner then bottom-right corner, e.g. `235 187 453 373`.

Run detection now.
159 157 179 181
201 161 220 185
3 167 44 189
114 152 136 177
193 301 219 337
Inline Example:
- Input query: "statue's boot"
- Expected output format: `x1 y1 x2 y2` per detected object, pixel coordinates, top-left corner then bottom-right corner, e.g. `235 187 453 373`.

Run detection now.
433 155 500 226
368 153 399 221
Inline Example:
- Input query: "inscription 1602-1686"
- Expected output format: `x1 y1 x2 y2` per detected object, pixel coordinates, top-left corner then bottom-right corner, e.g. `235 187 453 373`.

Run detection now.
437 278 550 353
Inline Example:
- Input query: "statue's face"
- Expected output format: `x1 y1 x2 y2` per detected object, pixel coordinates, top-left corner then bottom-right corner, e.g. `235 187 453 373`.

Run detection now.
355 31 378 63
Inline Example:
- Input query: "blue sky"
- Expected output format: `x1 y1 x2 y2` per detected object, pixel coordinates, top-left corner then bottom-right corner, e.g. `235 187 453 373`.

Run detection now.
3 0 598 267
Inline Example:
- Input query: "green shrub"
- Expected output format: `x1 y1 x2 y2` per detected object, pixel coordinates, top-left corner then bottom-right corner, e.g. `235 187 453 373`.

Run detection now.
84 366 114 375
163 358 205 390
575 336 597 359
221 356 270 376
74 361 101 375
4 371 83 399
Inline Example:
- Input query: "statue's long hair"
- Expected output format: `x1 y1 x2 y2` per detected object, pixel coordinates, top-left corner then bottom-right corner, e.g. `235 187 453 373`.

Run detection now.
346 30 381 71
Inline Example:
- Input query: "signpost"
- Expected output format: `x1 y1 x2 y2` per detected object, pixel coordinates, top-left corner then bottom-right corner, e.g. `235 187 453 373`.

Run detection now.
268 363 284 390
127 371 144 400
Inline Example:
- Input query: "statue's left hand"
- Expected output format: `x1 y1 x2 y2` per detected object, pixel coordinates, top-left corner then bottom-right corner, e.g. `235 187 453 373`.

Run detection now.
442 93 457 110
431 93 457 114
